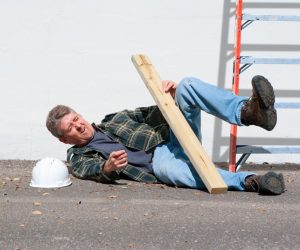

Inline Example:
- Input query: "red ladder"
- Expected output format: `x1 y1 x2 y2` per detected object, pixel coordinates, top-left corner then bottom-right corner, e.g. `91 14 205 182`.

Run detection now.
229 0 243 172
229 0 300 172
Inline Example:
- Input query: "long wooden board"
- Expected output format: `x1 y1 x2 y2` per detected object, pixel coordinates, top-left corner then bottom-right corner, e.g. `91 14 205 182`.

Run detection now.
132 54 227 194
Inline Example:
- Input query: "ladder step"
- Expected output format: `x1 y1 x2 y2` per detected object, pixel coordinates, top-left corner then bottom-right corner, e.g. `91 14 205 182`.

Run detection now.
240 56 300 64
236 145 300 154
275 103 300 109
242 14 300 22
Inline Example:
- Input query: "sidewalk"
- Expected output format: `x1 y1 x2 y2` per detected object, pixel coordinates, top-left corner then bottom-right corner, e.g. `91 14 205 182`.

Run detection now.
1 160 300 250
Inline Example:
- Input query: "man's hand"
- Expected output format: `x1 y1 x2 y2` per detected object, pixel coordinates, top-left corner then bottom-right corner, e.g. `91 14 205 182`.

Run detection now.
162 80 177 99
103 150 128 176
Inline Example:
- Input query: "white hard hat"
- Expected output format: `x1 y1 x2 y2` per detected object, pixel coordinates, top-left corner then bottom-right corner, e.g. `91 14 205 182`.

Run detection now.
30 157 72 188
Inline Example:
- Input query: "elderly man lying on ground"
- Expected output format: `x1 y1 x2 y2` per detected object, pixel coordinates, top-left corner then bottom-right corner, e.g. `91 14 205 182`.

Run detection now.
46 75 285 195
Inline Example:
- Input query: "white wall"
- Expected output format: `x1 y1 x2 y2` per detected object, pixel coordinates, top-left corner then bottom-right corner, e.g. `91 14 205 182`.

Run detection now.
0 0 299 163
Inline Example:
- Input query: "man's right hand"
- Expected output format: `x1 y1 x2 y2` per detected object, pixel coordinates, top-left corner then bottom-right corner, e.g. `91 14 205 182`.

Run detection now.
103 150 128 176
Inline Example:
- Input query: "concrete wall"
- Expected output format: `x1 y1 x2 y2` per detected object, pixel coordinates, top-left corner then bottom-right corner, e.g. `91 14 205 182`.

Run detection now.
0 0 299 163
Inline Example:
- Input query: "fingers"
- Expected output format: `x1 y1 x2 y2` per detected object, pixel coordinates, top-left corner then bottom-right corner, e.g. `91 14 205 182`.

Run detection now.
162 80 176 99
108 150 128 170
110 150 127 159
162 80 176 92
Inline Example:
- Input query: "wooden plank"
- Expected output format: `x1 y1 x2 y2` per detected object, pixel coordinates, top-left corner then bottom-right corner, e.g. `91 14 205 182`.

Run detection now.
131 54 227 194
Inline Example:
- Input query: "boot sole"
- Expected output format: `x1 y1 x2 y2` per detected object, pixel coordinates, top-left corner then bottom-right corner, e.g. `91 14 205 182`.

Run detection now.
252 75 275 109
264 109 277 131
260 172 285 195
252 75 277 131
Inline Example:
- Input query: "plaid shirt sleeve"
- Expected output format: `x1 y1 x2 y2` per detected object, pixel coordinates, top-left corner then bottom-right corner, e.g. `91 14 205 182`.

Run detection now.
67 148 116 183
99 106 169 152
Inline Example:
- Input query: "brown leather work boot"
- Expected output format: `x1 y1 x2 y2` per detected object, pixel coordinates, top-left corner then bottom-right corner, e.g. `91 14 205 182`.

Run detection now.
244 172 285 195
241 75 277 131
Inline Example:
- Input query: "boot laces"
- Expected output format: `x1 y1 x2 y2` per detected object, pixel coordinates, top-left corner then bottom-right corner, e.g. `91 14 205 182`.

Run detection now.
245 175 260 192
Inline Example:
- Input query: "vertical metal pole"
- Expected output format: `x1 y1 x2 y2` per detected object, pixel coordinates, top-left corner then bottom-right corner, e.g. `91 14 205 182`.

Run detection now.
229 0 243 172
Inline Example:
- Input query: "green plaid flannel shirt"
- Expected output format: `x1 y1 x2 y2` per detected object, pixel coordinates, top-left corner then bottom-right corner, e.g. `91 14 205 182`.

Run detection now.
67 105 169 183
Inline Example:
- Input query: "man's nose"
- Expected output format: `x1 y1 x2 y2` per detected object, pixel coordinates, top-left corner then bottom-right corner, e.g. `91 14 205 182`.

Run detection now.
75 123 81 130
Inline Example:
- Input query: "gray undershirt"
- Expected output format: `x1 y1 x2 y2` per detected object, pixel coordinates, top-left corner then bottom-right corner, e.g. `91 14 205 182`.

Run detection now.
86 131 153 173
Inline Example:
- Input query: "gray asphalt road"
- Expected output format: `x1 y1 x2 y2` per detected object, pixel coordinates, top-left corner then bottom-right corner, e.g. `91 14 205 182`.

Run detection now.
1 160 299 250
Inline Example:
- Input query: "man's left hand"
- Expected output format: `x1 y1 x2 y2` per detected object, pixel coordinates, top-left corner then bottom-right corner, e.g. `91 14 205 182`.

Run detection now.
162 80 176 99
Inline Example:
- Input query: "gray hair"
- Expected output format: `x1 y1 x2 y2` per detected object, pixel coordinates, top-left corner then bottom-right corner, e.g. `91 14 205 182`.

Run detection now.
46 105 76 138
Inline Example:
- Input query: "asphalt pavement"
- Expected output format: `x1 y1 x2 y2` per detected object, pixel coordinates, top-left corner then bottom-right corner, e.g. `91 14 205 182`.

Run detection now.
1 160 300 250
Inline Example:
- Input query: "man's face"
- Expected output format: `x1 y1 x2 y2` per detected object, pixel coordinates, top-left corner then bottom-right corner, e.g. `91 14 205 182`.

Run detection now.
58 112 95 146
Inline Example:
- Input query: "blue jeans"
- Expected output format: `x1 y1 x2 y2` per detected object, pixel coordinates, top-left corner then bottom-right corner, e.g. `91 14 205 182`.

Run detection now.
152 77 254 191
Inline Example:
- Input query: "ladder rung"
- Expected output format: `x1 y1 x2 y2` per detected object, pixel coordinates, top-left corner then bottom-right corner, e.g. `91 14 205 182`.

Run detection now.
242 14 300 22
240 56 300 64
236 145 300 154
275 103 300 109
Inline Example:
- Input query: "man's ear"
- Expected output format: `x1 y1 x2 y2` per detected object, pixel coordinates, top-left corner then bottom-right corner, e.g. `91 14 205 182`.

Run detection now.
59 137 68 144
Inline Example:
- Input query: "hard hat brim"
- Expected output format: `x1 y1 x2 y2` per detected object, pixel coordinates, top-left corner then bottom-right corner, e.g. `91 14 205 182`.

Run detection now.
30 178 72 188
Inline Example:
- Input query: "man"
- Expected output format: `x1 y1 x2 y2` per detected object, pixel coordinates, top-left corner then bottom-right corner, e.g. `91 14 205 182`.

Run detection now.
46 75 285 195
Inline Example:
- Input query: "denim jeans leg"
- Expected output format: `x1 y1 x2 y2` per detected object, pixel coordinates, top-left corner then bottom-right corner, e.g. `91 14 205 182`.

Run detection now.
153 141 253 191
175 77 248 129
169 76 247 143
153 76 253 191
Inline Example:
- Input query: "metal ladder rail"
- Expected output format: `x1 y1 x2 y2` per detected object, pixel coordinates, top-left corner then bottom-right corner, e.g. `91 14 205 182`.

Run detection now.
229 0 300 172
236 146 300 172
